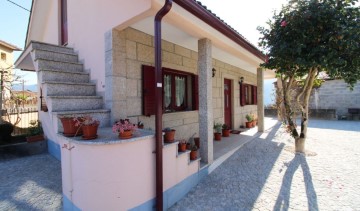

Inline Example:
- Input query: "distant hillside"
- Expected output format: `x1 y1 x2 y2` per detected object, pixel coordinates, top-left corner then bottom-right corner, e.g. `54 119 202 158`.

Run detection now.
11 84 37 92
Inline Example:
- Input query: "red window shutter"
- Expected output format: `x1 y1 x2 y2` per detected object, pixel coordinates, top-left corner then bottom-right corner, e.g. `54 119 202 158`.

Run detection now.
142 65 156 116
240 83 245 106
253 86 258 105
193 75 199 110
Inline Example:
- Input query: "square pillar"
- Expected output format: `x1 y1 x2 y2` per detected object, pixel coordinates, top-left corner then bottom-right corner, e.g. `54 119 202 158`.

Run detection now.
257 68 265 132
198 38 213 164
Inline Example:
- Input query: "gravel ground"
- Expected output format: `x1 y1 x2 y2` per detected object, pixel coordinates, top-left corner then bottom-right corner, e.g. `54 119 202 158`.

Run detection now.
0 153 62 211
170 120 360 211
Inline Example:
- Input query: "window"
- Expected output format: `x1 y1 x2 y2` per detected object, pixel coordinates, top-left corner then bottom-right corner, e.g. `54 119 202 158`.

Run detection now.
240 83 257 106
142 65 198 116
1 53 6 61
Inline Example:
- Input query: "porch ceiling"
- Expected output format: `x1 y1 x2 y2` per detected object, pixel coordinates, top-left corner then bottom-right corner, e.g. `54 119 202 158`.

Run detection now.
128 2 275 79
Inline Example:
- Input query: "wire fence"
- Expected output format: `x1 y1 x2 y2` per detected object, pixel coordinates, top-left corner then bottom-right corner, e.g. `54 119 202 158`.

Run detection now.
1 108 39 136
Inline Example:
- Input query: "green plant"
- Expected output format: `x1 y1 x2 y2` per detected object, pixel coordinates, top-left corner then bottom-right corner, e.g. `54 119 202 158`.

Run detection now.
28 120 43 136
213 122 222 133
163 127 173 132
245 114 253 122
222 124 230 130
191 145 198 151
0 122 14 142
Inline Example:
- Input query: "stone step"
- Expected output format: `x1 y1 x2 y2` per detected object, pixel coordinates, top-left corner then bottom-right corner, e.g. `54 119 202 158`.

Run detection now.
33 49 78 63
53 110 111 133
43 81 96 96
36 58 83 72
39 69 89 83
31 41 74 54
47 96 103 112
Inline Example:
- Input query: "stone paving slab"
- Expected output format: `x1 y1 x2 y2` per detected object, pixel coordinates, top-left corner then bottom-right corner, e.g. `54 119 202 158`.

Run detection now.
0 153 62 211
170 120 360 211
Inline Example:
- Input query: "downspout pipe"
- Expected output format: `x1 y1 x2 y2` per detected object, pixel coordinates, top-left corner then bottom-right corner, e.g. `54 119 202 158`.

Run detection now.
154 1 172 210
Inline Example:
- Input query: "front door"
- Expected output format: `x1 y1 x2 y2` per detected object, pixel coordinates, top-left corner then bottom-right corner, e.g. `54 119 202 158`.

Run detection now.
224 79 232 128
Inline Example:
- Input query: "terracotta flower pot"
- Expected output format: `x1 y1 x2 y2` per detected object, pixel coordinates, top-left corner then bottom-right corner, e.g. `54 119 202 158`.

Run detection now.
178 143 187 152
222 129 230 137
163 129 176 143
82 124 98 140
60 117 83 136
245 121 252 128
190 150 198 160
119 130 133 139
214 132 222 141
194 137 200 149
251 121 256 127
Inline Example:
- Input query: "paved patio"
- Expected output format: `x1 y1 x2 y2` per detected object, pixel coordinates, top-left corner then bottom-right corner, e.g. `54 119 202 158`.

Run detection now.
0 153 62 210
1 118 359 210
170 119 360 210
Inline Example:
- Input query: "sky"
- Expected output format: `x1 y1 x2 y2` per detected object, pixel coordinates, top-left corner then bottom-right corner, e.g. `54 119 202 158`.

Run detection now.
0 0 288 104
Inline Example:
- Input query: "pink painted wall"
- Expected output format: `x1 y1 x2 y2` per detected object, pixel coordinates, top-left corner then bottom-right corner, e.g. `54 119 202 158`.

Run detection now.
60 135 199 210
66 0 152 94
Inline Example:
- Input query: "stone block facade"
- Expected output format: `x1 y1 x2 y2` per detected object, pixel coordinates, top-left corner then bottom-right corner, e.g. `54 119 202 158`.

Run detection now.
105 27 257 140
309 80 360 116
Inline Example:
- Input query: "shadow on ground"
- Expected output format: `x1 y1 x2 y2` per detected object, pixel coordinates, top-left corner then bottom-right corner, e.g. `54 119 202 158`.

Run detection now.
170 123 285 210
274 154 318 210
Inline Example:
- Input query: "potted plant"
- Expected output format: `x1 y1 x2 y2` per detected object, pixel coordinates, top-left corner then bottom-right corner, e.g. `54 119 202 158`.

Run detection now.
112 119 137 139
245 114 253 128
190 145 198 160
74 116 100 140
59 115 83 136
178 139 187 152
222 124 231 137
194 137 200 149
26 120 44 143
213 122 222 141
163 127 176 143
137 121 144 129
252 113 258 127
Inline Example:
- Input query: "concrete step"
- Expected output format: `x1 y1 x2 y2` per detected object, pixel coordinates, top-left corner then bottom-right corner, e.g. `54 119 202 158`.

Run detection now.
47 96 103 112
33 49 78 63
53 110 111 133
31 41 74 54
43 81 96 96
39 69 89 83
36 58 83 72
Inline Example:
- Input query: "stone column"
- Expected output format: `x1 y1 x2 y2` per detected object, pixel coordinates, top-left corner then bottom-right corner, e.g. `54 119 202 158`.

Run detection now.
257 68 265 132
198 38 213 164
105 29 127 124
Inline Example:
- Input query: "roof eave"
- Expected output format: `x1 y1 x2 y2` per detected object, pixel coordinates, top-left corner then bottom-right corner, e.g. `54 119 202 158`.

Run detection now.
173 0 266 61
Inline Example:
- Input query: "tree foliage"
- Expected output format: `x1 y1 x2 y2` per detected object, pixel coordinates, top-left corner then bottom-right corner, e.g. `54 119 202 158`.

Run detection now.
259 0 360 87
258 0 360 152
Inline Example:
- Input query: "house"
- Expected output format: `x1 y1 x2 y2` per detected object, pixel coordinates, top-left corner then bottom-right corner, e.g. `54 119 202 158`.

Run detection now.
15 0 274 210
0 40 22 108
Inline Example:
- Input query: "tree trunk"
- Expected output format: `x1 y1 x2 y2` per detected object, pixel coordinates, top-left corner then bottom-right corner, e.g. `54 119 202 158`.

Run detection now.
295 137 305 153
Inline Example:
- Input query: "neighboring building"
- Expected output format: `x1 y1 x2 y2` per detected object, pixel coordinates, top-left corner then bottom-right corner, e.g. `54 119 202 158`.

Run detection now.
15 0 274 210
11 90 38 107
0 40 22 108
309 79 360 118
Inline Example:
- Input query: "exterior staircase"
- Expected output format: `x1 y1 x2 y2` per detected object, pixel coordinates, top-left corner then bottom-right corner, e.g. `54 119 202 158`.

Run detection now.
28 41 110 153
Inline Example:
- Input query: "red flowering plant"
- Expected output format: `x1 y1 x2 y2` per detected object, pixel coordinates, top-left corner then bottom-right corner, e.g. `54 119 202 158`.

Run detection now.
112 119 137 133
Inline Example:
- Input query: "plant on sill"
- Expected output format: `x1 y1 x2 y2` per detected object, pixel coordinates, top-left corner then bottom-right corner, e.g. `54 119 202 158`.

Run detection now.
74 116 100 140
213 122 222 133
113 119 137 133
163 127 176 143
245 114 254 122
178 139 187 152
137 121 144 129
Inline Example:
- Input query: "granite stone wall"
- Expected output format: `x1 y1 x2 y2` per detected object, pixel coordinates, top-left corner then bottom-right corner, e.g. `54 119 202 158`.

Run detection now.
309 80 360 116
105 27 257 140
